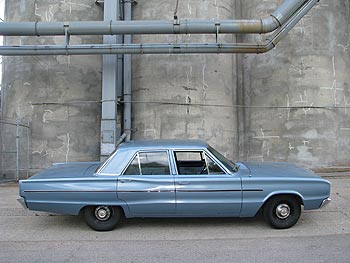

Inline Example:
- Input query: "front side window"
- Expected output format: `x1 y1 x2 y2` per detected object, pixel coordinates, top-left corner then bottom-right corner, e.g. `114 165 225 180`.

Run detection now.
124 151 170 175
208 146 238 173
174 151 225 175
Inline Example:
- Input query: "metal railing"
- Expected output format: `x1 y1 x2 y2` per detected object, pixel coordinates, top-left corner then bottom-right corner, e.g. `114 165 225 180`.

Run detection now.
0 119 31 182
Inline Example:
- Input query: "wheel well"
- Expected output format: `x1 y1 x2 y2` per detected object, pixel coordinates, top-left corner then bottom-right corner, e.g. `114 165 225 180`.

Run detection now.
257 194 304 216
265 194 303 207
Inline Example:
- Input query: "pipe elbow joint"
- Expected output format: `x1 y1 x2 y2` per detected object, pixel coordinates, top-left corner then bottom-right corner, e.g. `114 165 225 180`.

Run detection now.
261 16 280 33
257 41 276 54
265 42 276 53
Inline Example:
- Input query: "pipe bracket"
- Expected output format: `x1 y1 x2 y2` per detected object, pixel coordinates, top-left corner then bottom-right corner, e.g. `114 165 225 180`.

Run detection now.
109 20 113 35
64 22 70 46
34 21 40 37
173 18 180 34
215 22 220 43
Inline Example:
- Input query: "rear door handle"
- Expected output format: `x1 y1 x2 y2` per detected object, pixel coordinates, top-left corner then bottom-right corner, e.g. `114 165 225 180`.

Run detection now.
178 181 191 185
119 179 132 183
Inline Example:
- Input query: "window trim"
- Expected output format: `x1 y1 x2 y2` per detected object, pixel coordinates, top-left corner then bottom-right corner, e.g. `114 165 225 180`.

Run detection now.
171 149 231 176
205 154 225 175
95 148 119 175
121 150 172 176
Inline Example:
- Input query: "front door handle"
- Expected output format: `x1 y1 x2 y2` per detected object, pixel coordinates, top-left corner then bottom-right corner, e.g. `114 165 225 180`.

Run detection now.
178 181 191 185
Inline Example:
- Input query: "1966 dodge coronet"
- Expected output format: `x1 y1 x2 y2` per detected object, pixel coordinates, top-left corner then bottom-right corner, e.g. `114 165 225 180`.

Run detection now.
18 140 331 231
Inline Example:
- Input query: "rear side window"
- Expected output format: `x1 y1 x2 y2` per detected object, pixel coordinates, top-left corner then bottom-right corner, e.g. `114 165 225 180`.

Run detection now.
124 151 170 175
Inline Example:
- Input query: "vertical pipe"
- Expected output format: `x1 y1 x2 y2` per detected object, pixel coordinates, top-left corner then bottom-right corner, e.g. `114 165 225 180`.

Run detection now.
15 118 19 181
123 0 132 141
26 121 30 179
1 32 5 180
117 1 123 97
235 0 246 161
0 121 2 179
100 0 121 159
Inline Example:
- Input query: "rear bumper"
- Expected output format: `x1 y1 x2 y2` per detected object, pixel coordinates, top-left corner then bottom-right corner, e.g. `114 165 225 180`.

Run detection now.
17 197 28 209
320 197 331 209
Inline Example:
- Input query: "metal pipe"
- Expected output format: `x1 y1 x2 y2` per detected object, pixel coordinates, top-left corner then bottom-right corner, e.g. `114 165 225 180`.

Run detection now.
123 0 132 142
0 0 317 56
15 119 19 181
26 122 30 179
100 0 121 159
0 0 308 36
116 132 127 146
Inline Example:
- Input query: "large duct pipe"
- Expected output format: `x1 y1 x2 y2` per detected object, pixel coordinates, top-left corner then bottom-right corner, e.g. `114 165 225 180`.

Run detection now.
0 0 308 36
0 0 318 56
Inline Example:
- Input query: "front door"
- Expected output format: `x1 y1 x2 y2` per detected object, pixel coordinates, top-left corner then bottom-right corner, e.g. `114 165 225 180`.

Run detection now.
173 150 241 216
117 151 176 215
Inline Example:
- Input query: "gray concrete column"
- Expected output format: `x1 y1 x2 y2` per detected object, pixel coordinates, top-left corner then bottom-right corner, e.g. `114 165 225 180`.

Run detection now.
131 0 238 159
2 0 103 173
100 0 121 159
242 0 350 167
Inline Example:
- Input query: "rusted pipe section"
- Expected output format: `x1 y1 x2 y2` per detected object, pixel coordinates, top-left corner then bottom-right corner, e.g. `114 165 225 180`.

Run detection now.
0 0 308 36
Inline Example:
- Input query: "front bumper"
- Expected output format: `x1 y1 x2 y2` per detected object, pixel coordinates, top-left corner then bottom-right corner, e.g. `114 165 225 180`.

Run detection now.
17 197 28 209
320 197 331 209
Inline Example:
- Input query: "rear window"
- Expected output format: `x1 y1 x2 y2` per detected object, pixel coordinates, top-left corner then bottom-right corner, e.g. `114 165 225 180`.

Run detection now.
124 151 170 175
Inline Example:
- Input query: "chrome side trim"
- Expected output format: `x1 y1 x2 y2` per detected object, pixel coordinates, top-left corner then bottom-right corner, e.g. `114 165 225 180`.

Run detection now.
23 189 263 194
320 197 331 209
17 197 28 209
24 190 117 193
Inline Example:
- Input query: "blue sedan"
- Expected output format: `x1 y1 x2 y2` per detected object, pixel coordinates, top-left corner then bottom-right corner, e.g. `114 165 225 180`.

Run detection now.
18 140 331 231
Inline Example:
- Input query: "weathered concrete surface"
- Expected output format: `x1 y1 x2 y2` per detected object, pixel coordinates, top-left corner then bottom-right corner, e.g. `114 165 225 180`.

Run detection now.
131 0 350 167
132 0 238 159
240 0 350 167
1 0 349 173
2 1 103 173
0 177 349 262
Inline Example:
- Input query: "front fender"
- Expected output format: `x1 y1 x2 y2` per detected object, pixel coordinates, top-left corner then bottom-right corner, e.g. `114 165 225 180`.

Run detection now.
240 190 304 218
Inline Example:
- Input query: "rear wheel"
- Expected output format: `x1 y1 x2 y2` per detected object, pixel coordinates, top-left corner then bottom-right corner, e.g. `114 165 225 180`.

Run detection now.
84 206 121 231
263 196 301 229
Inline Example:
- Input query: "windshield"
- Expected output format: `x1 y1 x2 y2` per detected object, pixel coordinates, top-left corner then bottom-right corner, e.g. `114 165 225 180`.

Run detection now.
208 146 238 173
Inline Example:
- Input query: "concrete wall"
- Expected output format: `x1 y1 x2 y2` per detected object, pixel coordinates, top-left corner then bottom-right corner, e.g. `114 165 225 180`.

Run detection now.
132 0 238 159
2 0 103 173
240 0 350 167
1 0 349 173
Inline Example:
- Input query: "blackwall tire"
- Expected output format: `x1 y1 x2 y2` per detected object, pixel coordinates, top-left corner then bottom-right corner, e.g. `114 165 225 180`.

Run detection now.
84 206 121 231
263 196 301 229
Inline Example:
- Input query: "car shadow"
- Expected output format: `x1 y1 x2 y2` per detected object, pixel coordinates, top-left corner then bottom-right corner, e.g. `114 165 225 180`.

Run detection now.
121 213 266 229
28 211 267 231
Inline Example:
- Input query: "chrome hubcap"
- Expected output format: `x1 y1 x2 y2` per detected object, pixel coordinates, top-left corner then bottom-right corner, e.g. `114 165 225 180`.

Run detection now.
276 204 291 219
94 206 111 221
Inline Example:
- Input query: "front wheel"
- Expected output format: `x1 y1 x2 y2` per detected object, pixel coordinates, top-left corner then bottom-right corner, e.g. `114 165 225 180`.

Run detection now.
84 206 121 231
263 196 301 229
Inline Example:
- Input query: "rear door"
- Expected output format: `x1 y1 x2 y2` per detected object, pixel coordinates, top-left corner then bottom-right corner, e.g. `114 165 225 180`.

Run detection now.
173 150 242 216
117 150 176 215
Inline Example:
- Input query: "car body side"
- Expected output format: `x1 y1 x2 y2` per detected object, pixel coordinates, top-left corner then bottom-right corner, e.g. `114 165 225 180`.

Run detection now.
19 142 331 219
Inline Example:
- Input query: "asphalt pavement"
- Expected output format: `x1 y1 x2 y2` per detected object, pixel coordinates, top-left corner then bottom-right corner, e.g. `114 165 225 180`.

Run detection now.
0 177 349 263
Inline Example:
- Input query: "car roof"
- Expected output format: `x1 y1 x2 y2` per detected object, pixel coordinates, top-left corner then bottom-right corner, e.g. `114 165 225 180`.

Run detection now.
118 139 209 150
